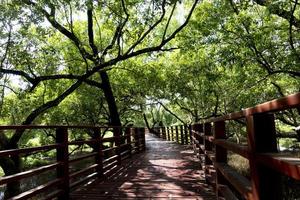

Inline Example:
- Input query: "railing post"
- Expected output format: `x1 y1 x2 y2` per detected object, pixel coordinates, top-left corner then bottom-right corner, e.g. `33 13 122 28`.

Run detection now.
162 127 166 139
175 126 179 143
246 113 282 200
189 124 192 145
190 125 194 153
93 127 103 178
134 127 140 153
167 127 170 141
184 125 189 144
180 125 184 145
56 127 69 200
114 127 122 165
126 127 132 157
213 121 227 198
194 124 204 168
140 127 146 151
204 122 213 183
170 126 173 141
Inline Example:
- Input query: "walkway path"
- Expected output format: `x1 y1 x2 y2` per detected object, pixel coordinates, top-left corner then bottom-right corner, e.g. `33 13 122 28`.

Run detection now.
70 133 216 199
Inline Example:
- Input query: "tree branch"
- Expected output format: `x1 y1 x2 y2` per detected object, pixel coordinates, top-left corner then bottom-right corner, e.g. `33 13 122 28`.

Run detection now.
162 1 177 40
253 0 300 28
23 0 95 61
0 23 12 69
9 79 83 145
157 101 186 125
125 0 167 55
87 1 98 57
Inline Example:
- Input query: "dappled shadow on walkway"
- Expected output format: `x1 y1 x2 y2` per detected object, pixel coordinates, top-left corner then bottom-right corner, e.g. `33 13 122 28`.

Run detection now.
70 134 216 199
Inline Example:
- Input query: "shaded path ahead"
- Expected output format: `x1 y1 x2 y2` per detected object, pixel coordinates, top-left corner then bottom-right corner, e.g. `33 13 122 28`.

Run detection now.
70 133 216 199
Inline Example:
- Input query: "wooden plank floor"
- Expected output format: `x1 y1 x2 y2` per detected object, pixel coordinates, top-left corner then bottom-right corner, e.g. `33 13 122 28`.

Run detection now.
70 133 216 200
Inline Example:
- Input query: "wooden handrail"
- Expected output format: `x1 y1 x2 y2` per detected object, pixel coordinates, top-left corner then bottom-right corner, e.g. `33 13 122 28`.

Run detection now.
155 92 300 200
207 92 300 123
0 126 146 200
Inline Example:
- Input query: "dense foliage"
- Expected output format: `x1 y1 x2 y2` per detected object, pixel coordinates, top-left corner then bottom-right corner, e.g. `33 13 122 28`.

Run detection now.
0 0 299 198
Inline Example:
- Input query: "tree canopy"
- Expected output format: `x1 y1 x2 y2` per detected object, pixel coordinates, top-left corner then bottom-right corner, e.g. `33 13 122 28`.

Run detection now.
0 0 299 197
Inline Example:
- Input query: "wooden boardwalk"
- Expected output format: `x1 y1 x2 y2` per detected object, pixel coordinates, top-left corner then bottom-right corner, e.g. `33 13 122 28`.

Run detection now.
70 133 216 199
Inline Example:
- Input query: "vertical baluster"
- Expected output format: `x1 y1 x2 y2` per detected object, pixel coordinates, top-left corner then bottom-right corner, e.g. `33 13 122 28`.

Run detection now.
204 123 213 183
189 124 192 145
125 127 132 157
190 125 195 153
180 125 184 145
214 121 227 198
140 127 146 151
184 125 189 144
246 113 282 200
194 124 204 169
93 127 103 178
56 127 69 200
162 127 166 140
114 127 121 165
134 127 140 153
170 126 174 141
175 126 179 143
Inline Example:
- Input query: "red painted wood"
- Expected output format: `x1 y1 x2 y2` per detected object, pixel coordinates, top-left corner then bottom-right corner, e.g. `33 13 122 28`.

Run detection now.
56 127 70 200
180 125 184 145
246 113 282 200
204 123 213 182
93 127 103 178
214 139 249 159
0 144 60 156
214 121 228 199
175 126 179 143
256 153 300 180
114 127 122 165
125 127 132 157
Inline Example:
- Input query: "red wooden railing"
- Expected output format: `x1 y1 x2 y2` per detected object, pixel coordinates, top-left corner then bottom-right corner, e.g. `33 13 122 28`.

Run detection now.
155 92 300 200
0 126 146 200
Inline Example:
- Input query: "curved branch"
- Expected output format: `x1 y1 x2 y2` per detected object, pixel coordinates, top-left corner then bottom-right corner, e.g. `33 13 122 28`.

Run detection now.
162 2 177 40
157 101 186 125
124 0 167 55
253 0 300 28
87 2 98 57
9 79 83 145
23 0 95 61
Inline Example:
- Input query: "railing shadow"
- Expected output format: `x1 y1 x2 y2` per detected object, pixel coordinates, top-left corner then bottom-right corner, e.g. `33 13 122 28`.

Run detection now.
70 133 216 199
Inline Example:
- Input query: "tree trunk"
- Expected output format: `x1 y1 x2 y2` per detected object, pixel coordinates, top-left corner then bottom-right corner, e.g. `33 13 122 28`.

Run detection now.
0 154 22 199
99 71 121 133
143 113 161 135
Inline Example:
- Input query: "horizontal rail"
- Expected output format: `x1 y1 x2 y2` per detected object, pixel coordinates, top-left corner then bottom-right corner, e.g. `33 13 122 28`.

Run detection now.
103 160 118 171
69 164 98 179
214 162 252 199
0 144 60 157
155 92 300 200
0 125 144 130
41 190 64 200
68 139 98 146
214 139 249 159
0 125 146 200
218 184 238 200
103 155 118 165
70 172 98 189
69 152 98 164
207 92 300 123
256 153 300 180
7 178 63 200
0 162 61 185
